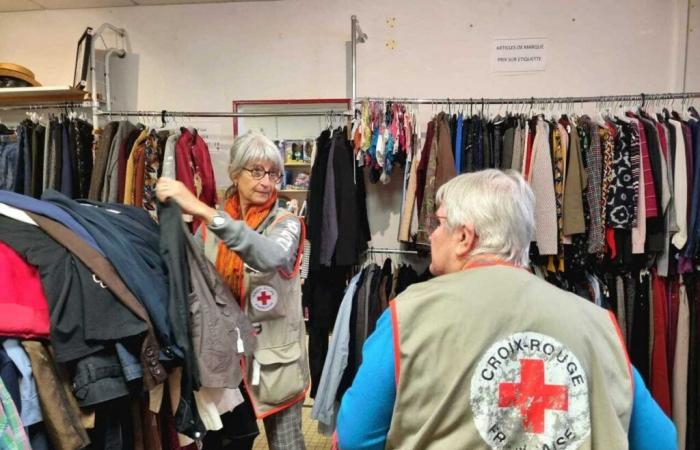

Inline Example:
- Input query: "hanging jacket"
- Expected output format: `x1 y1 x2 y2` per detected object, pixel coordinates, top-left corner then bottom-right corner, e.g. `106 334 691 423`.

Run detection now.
0 215 147 363
102 120 136 202
123 127 149 206
175 128 217 231
117 127 143 203
42 190 178 358
333 130 370 266
307 129 332 271
67 118 93 199
29 123 46 198
25 211 166 389
21 340 91 450
88 121 117 200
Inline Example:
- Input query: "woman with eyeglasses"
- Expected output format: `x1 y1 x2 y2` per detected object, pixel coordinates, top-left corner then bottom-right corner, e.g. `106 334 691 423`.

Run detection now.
156 130 309 450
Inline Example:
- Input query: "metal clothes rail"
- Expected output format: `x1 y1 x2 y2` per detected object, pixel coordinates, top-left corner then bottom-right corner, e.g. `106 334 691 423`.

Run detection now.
358 91 700 106
363 247 423 256
0 102 93 111
96 109 353 119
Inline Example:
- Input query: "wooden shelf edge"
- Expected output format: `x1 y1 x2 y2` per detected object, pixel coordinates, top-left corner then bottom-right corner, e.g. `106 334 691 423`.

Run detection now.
0 86 92 107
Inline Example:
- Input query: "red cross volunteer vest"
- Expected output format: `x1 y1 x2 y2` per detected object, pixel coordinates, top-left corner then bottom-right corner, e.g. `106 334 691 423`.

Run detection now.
202 208 309 418
386 262 633 450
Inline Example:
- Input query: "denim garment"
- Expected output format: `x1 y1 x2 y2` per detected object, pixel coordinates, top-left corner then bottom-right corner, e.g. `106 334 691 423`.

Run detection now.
0 139 18 190
1 339 42 426
684 120 700 257
454 113 463 173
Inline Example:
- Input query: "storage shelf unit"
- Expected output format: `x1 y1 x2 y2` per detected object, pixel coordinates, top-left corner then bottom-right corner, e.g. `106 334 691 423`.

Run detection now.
0 86 92 107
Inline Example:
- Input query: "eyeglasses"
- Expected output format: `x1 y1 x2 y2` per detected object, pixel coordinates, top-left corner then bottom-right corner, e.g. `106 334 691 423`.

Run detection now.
243 167 283 183
425 214 447 234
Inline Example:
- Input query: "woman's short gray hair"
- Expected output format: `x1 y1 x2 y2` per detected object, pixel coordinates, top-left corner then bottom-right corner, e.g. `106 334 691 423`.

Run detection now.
228 130 284 188
435 169 535 266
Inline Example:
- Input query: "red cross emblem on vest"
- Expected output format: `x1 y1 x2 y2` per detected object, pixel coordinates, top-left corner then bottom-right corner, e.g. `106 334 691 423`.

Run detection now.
257 290 272 306
498 358 568 434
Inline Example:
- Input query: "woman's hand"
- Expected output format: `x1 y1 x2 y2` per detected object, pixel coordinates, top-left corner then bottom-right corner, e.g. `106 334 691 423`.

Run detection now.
156 177 216 222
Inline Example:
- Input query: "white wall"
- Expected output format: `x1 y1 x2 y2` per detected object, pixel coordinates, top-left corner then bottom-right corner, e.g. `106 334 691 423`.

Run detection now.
1 0 699 248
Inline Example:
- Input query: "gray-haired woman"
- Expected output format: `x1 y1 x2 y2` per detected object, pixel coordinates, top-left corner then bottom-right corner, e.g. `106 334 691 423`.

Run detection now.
157 130 309 450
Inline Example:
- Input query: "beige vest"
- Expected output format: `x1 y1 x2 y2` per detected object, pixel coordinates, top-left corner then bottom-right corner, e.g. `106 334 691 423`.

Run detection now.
386 263 633 450
204 208 310 418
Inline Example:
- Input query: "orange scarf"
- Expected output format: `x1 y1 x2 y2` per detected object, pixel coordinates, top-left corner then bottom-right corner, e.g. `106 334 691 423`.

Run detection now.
215 191 278 305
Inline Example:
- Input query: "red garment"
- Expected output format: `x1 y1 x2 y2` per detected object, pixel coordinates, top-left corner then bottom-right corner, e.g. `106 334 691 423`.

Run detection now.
633 116 659 218
656 122 669 160
650 272 672 416
667 277 680 391
605 227 617 259
683 123 694 227
0 241 50 338
175 129 217 232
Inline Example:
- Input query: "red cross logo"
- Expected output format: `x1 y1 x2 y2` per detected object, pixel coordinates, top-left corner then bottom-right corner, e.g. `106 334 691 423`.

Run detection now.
257 291 272 306
498 359 568 434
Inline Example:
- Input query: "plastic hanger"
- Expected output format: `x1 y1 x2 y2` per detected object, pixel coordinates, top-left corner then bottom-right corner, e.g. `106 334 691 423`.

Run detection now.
680 96 692 121
689 105 699 119
615 97 631 123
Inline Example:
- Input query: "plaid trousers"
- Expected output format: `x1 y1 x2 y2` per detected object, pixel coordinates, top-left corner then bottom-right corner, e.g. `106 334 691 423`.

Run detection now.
262 401 306 450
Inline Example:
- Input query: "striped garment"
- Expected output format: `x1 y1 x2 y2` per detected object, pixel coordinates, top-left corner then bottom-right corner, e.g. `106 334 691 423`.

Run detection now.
629 121 641 227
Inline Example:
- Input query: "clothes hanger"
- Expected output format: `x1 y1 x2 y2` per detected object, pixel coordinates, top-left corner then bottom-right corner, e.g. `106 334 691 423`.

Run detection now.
614 96 630 123
680 95 692 121
0 121 12 135
689 104 699 120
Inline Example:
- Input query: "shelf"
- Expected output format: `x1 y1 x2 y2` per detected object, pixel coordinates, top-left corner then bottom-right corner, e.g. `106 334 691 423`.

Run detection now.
285 162 311 167
0 86 93 107
279 189 309 194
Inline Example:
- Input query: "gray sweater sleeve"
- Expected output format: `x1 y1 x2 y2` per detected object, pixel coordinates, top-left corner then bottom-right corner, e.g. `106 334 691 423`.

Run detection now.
207 211 302 273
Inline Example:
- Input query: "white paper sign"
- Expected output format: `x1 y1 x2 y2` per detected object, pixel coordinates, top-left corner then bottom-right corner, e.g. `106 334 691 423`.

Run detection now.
195 124 226 153
491 38 547 73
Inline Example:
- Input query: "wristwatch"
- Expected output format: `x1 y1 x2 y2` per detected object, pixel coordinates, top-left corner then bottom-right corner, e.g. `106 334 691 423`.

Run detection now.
209 212 226 227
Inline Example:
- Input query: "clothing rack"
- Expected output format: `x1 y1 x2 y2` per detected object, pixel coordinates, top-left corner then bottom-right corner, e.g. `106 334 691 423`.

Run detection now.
358 91 700 106
362 247 422 256
0 102 93 112
96 109 353 119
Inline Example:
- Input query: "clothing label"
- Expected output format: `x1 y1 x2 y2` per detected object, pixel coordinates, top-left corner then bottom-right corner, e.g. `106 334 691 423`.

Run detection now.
251 285 278 312
252 359 261 386
236 327 244 353
491 38 547 72
470 331 590 449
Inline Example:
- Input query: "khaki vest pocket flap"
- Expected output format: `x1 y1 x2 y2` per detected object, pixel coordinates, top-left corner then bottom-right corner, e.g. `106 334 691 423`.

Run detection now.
254 341 301 366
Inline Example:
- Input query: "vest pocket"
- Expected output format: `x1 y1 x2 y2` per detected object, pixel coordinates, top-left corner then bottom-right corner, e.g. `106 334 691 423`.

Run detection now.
251 341 305 405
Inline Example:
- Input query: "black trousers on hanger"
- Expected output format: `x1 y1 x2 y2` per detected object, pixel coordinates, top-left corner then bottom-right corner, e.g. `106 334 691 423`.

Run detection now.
630 270 650 385
304 266 348 398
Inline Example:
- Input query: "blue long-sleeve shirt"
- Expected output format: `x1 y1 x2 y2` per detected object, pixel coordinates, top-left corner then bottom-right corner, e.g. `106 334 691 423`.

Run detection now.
337 310 677 450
